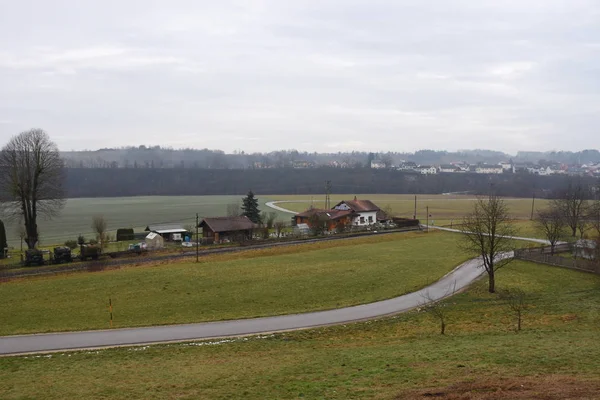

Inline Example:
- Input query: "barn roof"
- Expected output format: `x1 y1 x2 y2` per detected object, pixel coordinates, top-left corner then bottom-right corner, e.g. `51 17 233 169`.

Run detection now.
199 216 258 233
145 223 188 234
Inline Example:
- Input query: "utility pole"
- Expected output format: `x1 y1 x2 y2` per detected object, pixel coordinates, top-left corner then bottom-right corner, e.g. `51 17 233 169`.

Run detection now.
325 180 332 209
413 195 417 220
196 213 199 262
530 193 536 220
426 205 429 232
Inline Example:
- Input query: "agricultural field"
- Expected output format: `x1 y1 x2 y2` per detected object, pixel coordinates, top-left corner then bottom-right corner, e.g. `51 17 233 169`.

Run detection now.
0 231 468 335
1 195 287 248
1 194 550 251
270 194 549 225
2 261 599 399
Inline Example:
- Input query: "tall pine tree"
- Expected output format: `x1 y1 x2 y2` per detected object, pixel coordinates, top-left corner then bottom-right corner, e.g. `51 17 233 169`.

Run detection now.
0 219 7 259
241 190 261 224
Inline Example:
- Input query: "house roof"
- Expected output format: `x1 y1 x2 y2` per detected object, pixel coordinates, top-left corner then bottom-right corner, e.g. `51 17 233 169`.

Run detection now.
199 216 258 233
296 208 354 220
335 199 381 212
145 223 188 233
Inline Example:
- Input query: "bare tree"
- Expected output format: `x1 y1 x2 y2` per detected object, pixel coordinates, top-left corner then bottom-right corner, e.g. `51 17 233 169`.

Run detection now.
265 212 277 229
0 129 65 249
499 288 529 332
551 180 589 237
91 215 108 249
460 193 517 293
534 208 566 254
590 201 600 237
274 221 286 238
226 202 241 217
420 282 456 335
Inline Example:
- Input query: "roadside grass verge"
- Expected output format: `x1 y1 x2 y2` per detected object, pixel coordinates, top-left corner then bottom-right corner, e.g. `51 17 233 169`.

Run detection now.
0 231 468 335
1 261 599 399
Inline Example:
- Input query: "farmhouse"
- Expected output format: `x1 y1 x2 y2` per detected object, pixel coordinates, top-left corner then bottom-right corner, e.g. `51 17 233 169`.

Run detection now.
199 216 258 243
294 208 355 232
333 198 389 226
145 223 189 241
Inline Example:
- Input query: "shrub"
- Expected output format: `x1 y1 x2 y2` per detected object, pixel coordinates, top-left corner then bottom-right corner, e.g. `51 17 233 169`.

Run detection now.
64 240 78 249
116 228 135 241
89 239 98 245
77 235 86 245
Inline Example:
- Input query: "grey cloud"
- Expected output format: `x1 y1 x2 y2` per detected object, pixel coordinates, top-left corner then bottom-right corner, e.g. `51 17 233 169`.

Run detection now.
0 0 599 153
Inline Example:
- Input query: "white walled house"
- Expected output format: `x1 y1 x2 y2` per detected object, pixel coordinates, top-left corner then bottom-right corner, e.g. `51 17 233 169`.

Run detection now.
416 165 438 174
475 165 503 174
333 199 382 226
439 164 459 173
370 160 387 169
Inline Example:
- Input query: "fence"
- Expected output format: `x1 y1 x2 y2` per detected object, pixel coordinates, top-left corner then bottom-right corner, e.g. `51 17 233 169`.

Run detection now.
514 246 600 274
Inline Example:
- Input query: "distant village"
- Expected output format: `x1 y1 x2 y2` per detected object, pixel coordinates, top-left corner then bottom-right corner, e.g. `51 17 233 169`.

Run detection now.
252 159 600 177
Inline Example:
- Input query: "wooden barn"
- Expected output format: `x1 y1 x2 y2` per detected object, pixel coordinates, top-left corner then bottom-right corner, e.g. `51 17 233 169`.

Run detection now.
198 216 258 243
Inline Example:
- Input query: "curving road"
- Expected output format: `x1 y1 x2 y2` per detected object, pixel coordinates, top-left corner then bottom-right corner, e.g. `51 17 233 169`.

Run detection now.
0 256 483 356
0 227 550 356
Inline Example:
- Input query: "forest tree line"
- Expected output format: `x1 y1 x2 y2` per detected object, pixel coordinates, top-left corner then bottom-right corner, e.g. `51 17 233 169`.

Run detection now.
65 168 599 199
61 147 600 170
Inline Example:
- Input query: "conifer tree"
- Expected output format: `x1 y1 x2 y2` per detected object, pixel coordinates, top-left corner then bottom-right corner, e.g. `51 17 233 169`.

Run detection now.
241 190 261 224
0 219 7 259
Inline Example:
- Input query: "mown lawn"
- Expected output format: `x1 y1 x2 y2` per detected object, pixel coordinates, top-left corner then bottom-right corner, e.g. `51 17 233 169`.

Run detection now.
0 232 468 335
1 261 599 399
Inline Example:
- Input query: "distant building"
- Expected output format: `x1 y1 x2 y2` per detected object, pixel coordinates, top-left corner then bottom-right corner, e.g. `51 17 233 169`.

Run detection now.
145 223 189 241
439 164 460 173
475 165 503 174
370 159 387 169
416 165 437 175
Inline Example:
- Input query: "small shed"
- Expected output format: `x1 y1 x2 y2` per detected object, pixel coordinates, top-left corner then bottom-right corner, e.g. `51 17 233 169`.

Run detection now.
198 216 258 243
145 223 189 242
145 232 164 250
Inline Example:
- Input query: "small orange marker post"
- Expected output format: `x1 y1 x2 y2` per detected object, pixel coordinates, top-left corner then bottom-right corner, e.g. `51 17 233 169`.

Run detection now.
109 298 113 328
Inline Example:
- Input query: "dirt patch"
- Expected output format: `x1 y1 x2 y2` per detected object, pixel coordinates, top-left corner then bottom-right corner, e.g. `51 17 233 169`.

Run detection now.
398 375 600 400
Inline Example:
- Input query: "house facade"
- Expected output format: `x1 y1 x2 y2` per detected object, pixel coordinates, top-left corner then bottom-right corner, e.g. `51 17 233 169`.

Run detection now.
475 165 503 174
333 199 384 226
416 165 437 174
294 208 354 231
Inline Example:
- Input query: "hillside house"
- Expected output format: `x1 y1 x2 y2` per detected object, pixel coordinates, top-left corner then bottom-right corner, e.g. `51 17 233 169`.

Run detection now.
199 216 258 243
370 159 387 169
416 165 437 174
475 165 503 174
439 164 460 173
145 223 189 241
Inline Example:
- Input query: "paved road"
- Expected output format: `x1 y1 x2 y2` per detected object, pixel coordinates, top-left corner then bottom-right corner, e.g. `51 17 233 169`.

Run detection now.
0 255 485 355
264 200 301 214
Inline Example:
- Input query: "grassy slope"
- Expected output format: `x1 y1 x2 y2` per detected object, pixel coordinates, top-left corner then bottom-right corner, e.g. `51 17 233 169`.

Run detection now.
0 232 467 335
1 261 599 399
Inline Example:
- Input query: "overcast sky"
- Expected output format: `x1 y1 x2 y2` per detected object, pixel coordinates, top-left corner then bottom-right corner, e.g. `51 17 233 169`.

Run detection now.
1 0 599 154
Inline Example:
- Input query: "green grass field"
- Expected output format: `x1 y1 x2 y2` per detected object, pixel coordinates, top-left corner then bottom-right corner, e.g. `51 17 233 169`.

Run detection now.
2 194 551 250
0 232 469 335
1 195 288 248
2 261 598 399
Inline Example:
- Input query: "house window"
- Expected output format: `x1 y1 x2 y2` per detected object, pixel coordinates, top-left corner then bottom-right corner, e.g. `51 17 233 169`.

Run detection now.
360 216 365 224
368 216 373 223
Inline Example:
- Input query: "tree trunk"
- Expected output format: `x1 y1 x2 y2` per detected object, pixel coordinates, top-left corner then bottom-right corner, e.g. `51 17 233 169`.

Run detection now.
571 226 577 237
440 321 445 335
488 270 496 293
517 312 522 332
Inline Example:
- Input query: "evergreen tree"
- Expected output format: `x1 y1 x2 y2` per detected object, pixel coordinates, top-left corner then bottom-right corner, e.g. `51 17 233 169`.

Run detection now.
0 219 7 259
241 190 261 224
